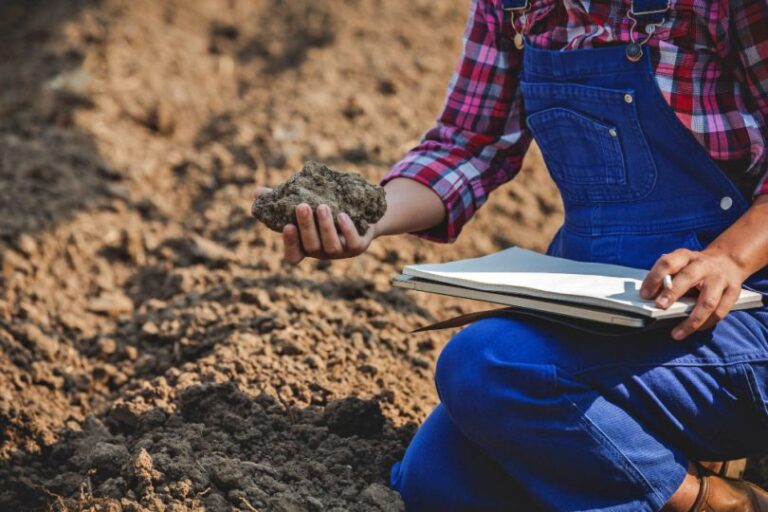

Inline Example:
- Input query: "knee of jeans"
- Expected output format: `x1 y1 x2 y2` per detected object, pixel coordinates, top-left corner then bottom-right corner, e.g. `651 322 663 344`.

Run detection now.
435 318 559 429
391 459 449 512
434 319 506 418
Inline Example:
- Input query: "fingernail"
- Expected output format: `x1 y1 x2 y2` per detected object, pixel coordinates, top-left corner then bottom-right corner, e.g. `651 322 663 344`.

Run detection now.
657 296 669 307
672 329 684 340
318 205 327 217
339 213 350 223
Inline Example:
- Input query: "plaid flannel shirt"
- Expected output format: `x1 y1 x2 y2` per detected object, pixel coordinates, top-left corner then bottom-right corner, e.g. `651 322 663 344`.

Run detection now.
382 0 768 242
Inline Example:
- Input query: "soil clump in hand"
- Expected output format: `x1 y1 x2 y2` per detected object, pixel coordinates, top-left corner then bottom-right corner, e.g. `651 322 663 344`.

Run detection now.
251 160 387 235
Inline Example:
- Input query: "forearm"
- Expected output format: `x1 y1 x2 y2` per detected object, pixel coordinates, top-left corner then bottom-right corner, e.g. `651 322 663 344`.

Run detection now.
373 178 446 238
703 195 768 278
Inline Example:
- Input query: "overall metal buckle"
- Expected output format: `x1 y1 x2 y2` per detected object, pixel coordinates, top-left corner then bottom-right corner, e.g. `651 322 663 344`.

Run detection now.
626 0 671 62
502 0 532 50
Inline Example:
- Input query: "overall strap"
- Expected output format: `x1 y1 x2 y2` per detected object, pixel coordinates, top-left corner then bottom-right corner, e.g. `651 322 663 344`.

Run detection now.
630 0 670 24
501 0 529 10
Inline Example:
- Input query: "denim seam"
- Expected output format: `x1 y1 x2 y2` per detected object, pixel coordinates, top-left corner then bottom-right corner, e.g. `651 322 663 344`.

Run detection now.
562 215 742 235
523 82 657 204
524 68 642 79
642 60 750 214
528 110 625 188
571 356 768 379
741 364 768 428
521 83 635 104
565 396 664 511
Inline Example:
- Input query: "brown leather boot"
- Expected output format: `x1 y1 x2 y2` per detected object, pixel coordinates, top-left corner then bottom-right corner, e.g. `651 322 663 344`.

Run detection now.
697 460 748 479
690 466 768 511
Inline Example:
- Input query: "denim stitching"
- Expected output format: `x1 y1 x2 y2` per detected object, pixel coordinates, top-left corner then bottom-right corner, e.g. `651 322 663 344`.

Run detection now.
566 397 667 511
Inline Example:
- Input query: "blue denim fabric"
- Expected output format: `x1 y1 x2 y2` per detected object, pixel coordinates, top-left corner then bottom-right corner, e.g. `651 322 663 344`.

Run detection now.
391 44 768 511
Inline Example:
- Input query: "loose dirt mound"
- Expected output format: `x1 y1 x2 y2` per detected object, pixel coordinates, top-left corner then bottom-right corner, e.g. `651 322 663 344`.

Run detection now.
0 0 763 511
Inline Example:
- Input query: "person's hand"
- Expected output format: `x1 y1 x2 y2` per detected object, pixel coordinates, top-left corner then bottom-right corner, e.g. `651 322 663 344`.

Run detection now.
254 187 376 265
640 248 748 340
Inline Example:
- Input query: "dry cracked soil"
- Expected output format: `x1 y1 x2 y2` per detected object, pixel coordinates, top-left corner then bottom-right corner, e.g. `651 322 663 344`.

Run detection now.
0 0 766 511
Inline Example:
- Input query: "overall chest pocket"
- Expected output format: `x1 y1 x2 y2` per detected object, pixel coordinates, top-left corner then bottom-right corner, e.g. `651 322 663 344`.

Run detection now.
527 108 625 186
521 82 657 204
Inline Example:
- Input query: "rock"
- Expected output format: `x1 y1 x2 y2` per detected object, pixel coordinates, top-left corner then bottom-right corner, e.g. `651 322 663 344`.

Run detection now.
307 496 325 511
251 161 386 236
201 455 249 490
240 288 271 308
188 235 237 264
322 397 385 438
361 483 404 512
15 234 37 257
108 402 144 428
143 101 176 135
377 79 397 95
140 321 161 340
87 291 134 317
131 448 162 482
46 472 85 496
46 67 91 96
87 441 130 476
97 337 118 356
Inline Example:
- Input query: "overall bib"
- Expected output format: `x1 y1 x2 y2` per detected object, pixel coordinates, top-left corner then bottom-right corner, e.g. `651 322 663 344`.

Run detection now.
390 0 768 510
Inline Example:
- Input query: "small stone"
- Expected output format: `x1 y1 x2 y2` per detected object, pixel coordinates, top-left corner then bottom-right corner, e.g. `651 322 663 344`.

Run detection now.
377 79 397 95
272 335 304 356
87 291 134 317
357 364 378 376
97 337 118 356
416 338 436 352
303 355 323 370
188 235 238 264
59 311 90 332
124 346 138 361
86 441 130 476
307 496 324 511
109 402 142 428
141 321 160 338
322 397 385 438
241 288 271 308
361 483 404 512
15 234 37 257
131 448 161 482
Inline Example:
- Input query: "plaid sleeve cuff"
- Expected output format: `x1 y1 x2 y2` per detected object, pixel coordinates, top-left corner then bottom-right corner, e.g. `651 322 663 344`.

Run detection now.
380 154 474 243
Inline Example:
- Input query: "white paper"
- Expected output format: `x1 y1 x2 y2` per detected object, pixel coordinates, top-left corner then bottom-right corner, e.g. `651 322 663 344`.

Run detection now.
403 247 761 318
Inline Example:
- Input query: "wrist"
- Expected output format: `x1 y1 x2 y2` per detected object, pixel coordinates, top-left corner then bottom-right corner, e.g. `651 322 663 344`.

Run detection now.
702 245 752 282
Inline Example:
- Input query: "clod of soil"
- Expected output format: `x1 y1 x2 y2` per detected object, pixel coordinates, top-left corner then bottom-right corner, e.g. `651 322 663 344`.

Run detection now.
251 160 387 235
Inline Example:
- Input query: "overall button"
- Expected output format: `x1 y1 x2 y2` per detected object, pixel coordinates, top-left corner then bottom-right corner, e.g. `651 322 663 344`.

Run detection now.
720 196 734 211
624 94 633 104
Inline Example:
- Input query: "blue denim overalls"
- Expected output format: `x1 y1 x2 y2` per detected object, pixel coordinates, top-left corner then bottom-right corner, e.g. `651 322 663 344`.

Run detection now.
390 0 768 510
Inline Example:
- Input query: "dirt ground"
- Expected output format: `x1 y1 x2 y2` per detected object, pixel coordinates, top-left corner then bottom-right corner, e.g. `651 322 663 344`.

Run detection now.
0 1 765 511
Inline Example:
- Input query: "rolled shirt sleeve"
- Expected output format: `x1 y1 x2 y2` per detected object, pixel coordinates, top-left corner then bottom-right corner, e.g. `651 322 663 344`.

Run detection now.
731 0 768 196
381 0 532 242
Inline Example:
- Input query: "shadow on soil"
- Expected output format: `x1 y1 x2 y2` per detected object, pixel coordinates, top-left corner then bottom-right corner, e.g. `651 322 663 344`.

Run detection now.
0 381 414 511
0 0 142 248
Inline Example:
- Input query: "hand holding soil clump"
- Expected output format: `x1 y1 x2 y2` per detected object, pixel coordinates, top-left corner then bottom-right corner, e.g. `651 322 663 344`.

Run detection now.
251 161 387 236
